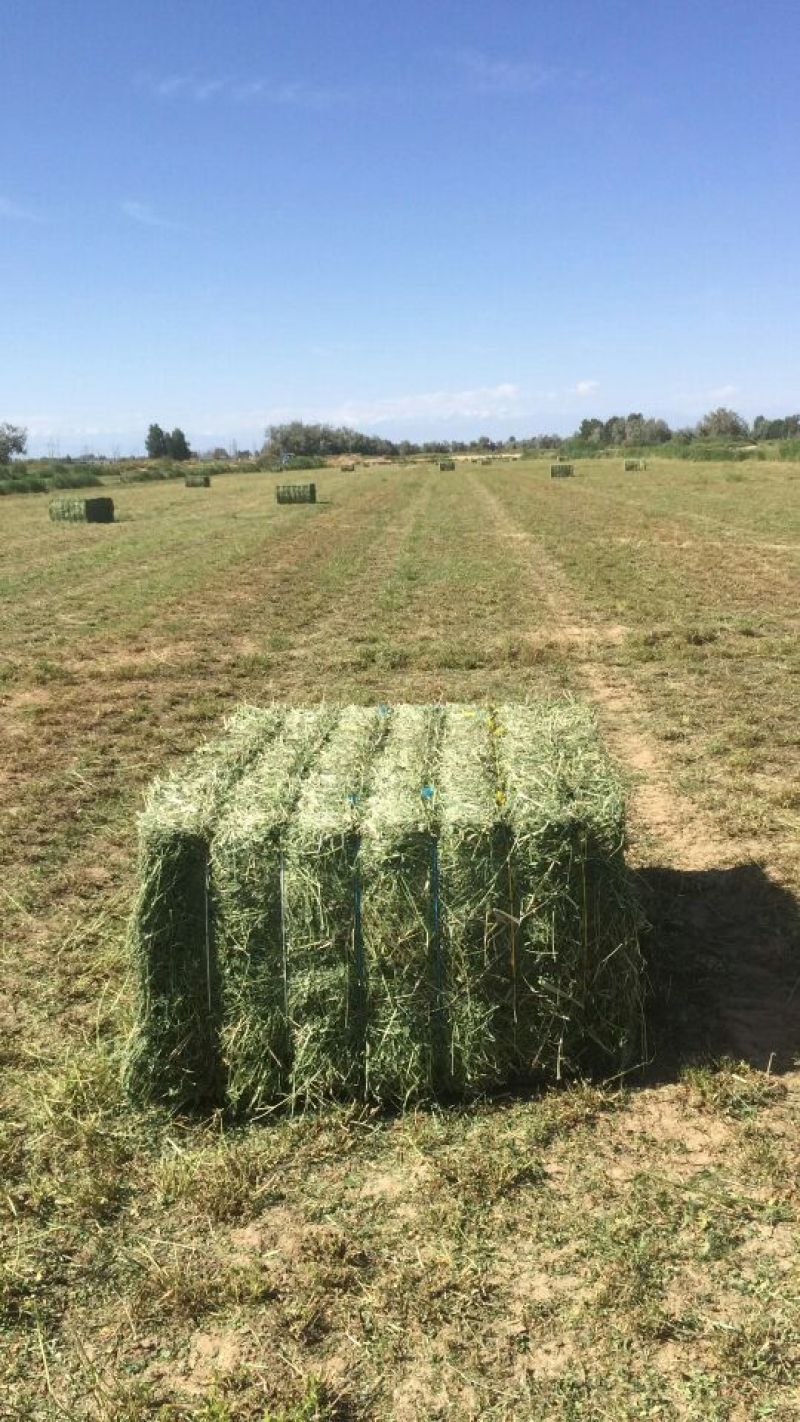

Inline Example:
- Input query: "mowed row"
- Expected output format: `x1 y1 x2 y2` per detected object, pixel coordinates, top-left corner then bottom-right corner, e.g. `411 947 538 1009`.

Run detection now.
1 459 799 1421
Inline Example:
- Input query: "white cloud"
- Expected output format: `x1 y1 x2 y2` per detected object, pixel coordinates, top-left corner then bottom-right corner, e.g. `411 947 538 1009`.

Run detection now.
575 379 600 396
456 49 553 95
326 383 523 427
0 196 41 222
121 200 178 229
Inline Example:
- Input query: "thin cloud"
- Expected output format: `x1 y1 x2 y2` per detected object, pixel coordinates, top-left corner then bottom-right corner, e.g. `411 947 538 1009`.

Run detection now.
0 196 42 222
456 49 554 96
575 379 600 397
137 71 350 108
121 200 178 230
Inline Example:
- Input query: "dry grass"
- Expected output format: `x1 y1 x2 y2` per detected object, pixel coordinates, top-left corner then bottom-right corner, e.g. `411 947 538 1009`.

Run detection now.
1 459 798 1419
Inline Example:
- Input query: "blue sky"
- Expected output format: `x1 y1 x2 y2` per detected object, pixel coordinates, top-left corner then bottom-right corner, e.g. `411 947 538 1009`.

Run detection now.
2 0 799 454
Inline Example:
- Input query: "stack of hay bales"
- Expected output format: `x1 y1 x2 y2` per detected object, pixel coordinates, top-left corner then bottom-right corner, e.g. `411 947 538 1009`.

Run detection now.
127 702 643 1112
276 483 316 505
185 473 211 487
438 459 456 471
49 497 115 524
550 463 574 479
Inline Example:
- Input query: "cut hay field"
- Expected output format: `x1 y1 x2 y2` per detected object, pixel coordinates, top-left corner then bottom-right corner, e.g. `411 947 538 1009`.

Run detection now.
1 458 798 1421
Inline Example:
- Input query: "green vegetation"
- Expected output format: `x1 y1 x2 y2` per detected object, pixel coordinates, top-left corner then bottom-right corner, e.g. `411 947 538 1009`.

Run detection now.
1 458 798 1419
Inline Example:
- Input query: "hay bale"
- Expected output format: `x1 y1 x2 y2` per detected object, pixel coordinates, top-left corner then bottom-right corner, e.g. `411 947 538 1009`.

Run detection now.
624 459 646 472
185 473 211 487
496 703 640 1080
276 483 316 504
212 709 338 1113
128 702 643 1112
341 462 356 472
360 706 444 1102
438 460 455 471
550 464 574 479
437 707 512 1093
125 707 283 1106
49 496 114 523
282 707 388 1107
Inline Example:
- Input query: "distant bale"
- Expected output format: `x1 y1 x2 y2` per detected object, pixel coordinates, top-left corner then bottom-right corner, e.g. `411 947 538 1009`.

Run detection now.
49 496 115 524
439 459 456 471
185 473 211 487
550 463 574 478
341 463 356 472
127 700 644 1113
276 483 317 505
624 459 646 472
480 457 492 465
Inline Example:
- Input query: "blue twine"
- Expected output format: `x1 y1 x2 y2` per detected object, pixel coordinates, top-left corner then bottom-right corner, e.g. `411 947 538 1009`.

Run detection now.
351 837 367 1077
430 839 445 1080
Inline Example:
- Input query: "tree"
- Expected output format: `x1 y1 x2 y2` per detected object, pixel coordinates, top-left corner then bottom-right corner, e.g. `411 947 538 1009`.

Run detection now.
696 407 749 439
166 428 192 461
0 422 27 463
146 423 168 458
577 418 605 445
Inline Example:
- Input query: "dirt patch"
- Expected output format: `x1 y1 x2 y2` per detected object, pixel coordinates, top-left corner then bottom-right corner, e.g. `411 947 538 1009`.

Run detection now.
183 1327 244 1393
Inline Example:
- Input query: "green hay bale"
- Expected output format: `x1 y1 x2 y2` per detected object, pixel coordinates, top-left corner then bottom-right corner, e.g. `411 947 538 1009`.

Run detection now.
185 473 211 487
438 459 455 471
550 464 574 478
283 706 388 1107
49 496 115 523
126 707 282 1107
128 700 643 1112
360 705 444 1104
211 708 338 1114
495 701 642 1080
276 483 316 504
438 706 511 1093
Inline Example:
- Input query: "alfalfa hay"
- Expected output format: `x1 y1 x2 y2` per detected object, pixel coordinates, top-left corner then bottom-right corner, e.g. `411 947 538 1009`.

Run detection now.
127 701 643 1112
49 496 115 523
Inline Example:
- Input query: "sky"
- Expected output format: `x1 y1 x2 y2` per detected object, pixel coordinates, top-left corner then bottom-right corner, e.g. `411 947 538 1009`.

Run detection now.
2 0 800 455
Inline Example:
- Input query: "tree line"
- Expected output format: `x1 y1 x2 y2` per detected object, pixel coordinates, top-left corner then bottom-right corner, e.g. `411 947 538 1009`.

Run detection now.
262 408 800 458
3 405 800 469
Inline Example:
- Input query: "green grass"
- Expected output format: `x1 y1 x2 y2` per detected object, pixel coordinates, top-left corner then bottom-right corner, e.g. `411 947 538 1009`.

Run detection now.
1 459 798 1419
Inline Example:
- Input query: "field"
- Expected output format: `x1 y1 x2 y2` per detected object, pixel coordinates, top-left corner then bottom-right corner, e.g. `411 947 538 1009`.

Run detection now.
1 457 799 1421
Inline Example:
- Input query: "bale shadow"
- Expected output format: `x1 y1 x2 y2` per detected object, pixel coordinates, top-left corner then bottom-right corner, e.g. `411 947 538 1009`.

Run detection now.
638 862 800 1081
